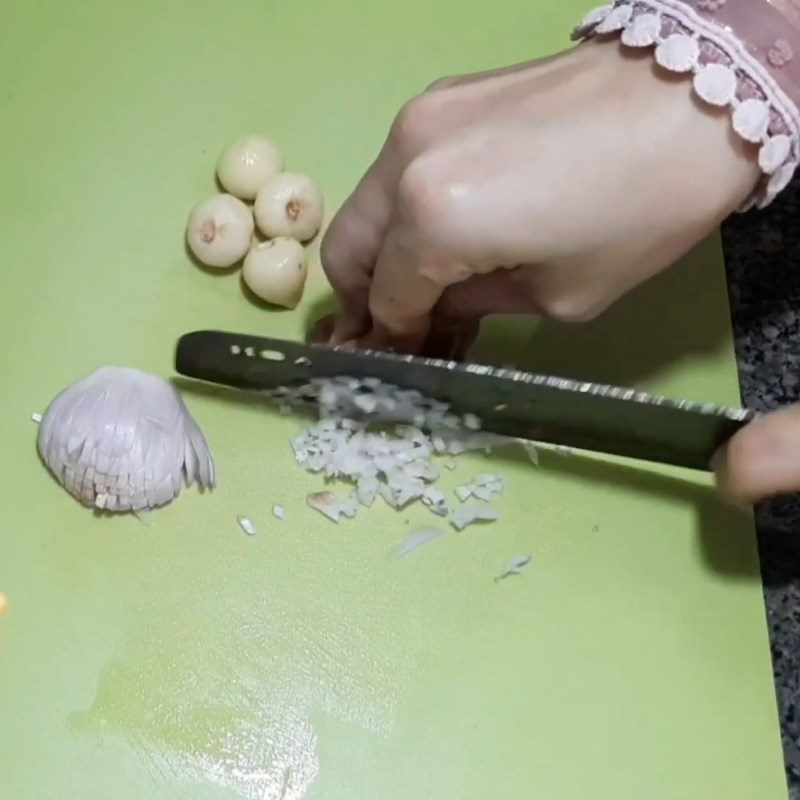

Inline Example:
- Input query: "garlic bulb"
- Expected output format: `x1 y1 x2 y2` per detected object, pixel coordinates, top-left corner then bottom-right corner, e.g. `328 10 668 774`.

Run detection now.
37 366 215 512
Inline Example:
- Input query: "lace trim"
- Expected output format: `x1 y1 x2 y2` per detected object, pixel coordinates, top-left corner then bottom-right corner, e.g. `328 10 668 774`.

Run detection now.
573 0 800 209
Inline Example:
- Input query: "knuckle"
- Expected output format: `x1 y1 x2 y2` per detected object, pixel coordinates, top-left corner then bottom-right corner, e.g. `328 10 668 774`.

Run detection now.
319 227 347 282
396 155 464 243
425 75 457 92
390 93 440 153
320 227 363 296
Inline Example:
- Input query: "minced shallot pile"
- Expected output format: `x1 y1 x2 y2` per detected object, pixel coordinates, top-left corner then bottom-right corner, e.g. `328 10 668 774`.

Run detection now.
267 375 528 531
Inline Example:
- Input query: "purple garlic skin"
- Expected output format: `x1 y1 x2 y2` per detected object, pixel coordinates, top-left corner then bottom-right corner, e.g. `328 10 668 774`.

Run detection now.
37 366 214 512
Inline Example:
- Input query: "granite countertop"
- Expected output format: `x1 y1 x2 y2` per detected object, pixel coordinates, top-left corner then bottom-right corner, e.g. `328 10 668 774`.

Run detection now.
723 176 800 798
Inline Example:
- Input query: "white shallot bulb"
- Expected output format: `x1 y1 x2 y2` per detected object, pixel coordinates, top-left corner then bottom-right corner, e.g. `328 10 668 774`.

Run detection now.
216 135 283 201
186 194 254 268
243 237 307 308
254 172 324 241
37 366 215 512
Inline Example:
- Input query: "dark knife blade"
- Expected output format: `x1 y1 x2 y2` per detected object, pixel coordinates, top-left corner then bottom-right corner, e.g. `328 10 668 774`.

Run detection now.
175 330 754 471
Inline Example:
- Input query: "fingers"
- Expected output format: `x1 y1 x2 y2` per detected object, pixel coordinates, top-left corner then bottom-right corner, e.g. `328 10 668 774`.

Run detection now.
359 132 553 353
714 405 800 503
321 93 447 343
361 225 449 353
309 314 336 344
435 266 541 319
360 154 489 353
318 267 541 359
419 268 541 359
421 318 481 360
321 82 527 344
322 67 556 351
320 162 396 343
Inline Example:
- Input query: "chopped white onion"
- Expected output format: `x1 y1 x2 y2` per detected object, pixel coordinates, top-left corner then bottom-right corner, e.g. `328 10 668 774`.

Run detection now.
522 442 539 466
454 473 503 505
392 527 446 560
272 504 286 520
496 554 532 581
471 485 493 502
473 473 502 489
31 412 42 423
307 491 340 522
451 502 499 531
238 515 257 535
455 485 472 502
421 485 449 517
463 413 481 430
339 494 361 518
354 394 378 413
276 376 517 525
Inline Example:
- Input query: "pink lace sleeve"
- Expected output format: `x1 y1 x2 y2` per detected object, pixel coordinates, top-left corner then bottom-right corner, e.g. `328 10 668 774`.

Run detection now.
573 1 800 209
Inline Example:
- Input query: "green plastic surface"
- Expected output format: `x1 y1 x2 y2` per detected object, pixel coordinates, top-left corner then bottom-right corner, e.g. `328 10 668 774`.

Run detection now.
0 1 788 798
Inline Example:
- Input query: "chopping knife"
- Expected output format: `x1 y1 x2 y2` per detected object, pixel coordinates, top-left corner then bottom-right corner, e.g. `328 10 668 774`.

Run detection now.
175 330 755 471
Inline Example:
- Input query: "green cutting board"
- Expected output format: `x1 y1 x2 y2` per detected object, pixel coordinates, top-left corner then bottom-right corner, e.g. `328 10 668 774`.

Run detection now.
0 1 787 798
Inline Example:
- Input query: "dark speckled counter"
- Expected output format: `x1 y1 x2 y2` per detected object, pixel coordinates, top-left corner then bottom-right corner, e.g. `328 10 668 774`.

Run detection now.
722 177 800 797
